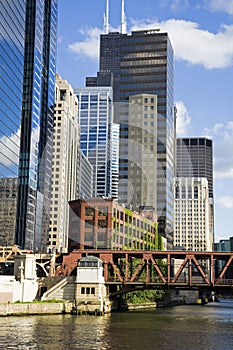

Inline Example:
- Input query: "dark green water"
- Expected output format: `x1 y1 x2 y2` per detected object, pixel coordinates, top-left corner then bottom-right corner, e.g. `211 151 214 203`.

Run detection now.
0 300 232 350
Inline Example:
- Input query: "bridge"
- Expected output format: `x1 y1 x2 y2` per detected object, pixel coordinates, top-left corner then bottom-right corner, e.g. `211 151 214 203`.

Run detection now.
57 250 233 294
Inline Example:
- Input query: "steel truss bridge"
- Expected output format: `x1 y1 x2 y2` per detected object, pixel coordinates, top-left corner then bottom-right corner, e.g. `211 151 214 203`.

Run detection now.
58 250 233 294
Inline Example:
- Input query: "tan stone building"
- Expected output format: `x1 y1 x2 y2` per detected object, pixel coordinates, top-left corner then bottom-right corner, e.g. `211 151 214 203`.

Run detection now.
48 75 80 253
174 177 214 251
128 94 157 211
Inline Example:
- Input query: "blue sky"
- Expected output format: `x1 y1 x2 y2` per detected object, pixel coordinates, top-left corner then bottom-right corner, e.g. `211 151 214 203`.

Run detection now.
56 0 233 242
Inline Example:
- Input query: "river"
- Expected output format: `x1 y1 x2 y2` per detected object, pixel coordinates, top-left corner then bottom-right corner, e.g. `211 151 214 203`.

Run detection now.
0 299 232 350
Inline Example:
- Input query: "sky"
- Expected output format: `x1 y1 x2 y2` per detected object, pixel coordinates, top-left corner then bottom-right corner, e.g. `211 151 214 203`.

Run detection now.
56 0 233 242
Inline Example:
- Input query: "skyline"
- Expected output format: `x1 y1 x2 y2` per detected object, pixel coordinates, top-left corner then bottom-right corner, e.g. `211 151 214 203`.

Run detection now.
56 0 233 242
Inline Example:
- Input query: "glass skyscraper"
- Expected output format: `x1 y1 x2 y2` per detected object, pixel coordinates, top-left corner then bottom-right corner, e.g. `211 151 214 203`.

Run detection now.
87 30 175 247
0 0 58 251
75 87 118 200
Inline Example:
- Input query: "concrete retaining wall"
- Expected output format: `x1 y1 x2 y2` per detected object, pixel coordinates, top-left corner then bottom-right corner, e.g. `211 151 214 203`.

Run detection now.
128 302 157 310
0 302 73 316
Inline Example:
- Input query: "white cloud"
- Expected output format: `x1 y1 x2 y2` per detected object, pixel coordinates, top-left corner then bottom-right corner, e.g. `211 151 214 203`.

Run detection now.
130 19 233 69
206 0 233 15
69 19 233 69
170 0 190 12
0 126 40 169
216 195 233 209
204 122 233 178
68 27 102 59
159 0 190 11
0 129 20 166
175 101 192 136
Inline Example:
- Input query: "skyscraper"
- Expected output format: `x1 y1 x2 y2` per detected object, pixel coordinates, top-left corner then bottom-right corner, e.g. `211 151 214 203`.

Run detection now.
0 0 58 251
175 137 214 251
174 177 214 251
75 87 118 200
87 29 175 246
128 94 157 210
176 138 213 198
48 75 79 253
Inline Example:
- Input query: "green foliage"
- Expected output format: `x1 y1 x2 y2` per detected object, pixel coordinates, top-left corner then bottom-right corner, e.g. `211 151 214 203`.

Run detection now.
14 298 65 304
126 289 170 304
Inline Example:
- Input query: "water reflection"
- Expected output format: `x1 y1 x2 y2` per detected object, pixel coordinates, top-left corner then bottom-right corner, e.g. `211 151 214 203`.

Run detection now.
0 301 232 350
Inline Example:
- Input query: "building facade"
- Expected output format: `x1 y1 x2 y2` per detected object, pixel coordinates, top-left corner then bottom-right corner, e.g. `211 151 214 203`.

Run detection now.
176 138 213 198
68 198 164 252
0 0 58 251
174 177 214 251
75 87 118 200
0 178 18 246
48 75 79 253
0 1 26 246
128 94 157 211
87 29 175 247
175 137 214 251
79 151 93 199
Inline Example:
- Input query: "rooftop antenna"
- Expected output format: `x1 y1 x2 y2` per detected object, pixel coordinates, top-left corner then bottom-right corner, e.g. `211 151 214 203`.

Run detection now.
104 0 109 34
121 0 127 34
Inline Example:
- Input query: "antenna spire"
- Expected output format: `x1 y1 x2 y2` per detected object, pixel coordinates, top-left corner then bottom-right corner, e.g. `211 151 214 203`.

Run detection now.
104 0 109 34
121 0 127 34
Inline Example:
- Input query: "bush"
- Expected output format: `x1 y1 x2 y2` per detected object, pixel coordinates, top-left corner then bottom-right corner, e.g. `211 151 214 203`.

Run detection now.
127 289 170 304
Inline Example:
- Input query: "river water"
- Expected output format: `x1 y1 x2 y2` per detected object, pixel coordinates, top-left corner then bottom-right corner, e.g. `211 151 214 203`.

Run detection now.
0 299 232 350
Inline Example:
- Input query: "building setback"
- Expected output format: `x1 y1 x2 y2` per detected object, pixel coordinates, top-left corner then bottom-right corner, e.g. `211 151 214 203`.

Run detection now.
68 198 164 252
0 0 58 251
48 75 79 253
87 29 175 248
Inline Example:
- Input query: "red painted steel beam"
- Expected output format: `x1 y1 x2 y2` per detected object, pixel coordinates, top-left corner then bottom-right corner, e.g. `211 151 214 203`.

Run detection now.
192 256 210 284
150 256 167 283
171 256 189 283
216 256 233 284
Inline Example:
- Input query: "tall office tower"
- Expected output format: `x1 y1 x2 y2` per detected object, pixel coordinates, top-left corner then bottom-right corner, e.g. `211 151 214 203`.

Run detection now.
0 1 25 246
111 123 120 200
128 94 157 210
75 87 118 200
176 138 213 198
0 0 58 251
79 151 93 199
48 75 79 253
87 29 175 246
176 137 214 250
174 177 214 251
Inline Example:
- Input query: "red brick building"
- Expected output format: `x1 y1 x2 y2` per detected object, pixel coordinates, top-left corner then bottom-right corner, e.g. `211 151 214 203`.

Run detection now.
68 198 164 252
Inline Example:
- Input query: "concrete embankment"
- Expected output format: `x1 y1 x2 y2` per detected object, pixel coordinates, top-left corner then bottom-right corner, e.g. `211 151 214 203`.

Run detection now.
128 302 157 310
0 302 73 316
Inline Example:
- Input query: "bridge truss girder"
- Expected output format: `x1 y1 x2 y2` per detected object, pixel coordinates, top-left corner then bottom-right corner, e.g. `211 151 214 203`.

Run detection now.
58 250 233 290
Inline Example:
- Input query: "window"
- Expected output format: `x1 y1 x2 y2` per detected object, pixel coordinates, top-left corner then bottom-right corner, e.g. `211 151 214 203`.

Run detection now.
98 220 107 228
85 207 95 216
60 90 66 101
